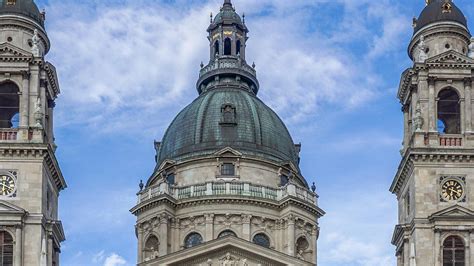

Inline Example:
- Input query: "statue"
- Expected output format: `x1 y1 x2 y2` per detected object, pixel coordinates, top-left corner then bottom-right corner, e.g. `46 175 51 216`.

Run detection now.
31 29 41 57
414 102 424 132
34 97 43 129
416 35 428 63
468 37 474 59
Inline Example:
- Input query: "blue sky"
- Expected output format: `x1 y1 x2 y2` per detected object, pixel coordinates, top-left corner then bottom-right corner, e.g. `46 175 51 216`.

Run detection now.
30 0 474 265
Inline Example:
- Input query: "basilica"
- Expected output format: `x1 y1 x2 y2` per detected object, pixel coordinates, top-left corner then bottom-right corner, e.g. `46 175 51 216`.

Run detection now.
0 0 474 265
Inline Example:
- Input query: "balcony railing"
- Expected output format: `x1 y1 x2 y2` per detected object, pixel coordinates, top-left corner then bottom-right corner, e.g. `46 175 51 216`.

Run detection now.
138 181 317 206
0 128 18 141
439 135 462 147
199 56 256 78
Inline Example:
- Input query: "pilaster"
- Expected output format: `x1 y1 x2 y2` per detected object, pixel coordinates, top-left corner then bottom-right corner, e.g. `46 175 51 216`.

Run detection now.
14 225 22 266
205 213 214 241
242 214 251 241
465 78 472 133
158 214 168 256
287 215 295 256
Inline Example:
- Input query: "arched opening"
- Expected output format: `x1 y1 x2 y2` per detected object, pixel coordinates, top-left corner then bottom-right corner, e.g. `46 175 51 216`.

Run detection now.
296 236 309 259
252 233 270 248
218 230 237 238
224 38 232 56
144 235 159 260
0 82 20 129
437 88 460 134
214 40 219 56
236 40 241 55
184 232 203 249
0 231 13 266
443 236 465 266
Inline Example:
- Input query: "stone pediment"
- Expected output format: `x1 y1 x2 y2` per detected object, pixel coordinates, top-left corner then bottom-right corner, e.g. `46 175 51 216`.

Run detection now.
144 236 314 266
425 50 473 65
0 200 26 214
429 205 474 222
0 43 33 59
215 147 243 157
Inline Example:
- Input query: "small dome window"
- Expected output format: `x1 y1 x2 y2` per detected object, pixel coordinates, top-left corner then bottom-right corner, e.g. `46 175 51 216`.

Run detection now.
218 230 237 238
224 38 232 55
445 43 451 49
253 233 270 248
184 232 203 248
221 163 235 176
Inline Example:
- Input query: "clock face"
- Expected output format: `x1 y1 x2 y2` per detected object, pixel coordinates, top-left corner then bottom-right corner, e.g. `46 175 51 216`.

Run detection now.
442 180 464 201
0 174 16 197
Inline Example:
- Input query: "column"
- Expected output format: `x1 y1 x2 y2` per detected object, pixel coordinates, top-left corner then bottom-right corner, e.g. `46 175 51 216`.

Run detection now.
242 214 251 241
403 106 409 148
465 78 472 133
418 76 429 132
205 214 214 241
47 235 53 266
20 71 30 128
287 215 295 256
28 67 39 126
136 224 143 263
428 77 437 132
14 226 22 266
468 230 474 266
403 240 410 266
158 214 168 256
434 230 440 266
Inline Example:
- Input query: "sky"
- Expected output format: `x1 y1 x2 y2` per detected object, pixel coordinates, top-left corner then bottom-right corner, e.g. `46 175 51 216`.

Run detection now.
28 0 474 265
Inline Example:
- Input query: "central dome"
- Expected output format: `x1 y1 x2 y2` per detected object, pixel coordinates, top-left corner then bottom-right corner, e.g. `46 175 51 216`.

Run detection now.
157 88 300 168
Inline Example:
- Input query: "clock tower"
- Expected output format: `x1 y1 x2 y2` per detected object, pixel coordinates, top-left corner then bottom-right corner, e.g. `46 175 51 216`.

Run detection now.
391 0 474 265
0 1 66 266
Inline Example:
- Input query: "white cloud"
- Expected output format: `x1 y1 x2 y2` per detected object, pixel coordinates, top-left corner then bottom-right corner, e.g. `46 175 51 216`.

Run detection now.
104 253 127 266
93 250 106 263
40 0 409 135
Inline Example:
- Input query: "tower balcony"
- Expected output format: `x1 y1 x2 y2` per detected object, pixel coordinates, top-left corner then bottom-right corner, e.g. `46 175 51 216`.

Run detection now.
197 56 259 94
137 181 318 207
0 128 18 141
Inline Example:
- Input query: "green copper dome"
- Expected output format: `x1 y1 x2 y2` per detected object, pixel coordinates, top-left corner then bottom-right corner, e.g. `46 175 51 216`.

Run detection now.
157 88 300 168
0 0 43 27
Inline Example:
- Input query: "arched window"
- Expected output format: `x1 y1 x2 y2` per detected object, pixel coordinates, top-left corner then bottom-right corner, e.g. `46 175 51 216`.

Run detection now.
218 230 237 238
296 236 309 253
144 235 159 260
252 233 270 248
236 40 241 55
224 38 232 55
214 40 219 56
184 232 203 248
0 82 20 129
443 236 465 266
0 231 13 266
438 88 460 134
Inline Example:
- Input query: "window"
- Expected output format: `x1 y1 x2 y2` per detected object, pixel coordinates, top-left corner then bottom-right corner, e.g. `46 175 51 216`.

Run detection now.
184 233 203 248
0 231 13 266
144 235 159 260
236 40 241 55
224 38 232 55
280 174 289 186
166 173 175 185
296 237 309 252
443 236 465 266
437 88 460 134
0 82 20 129
218 230 237 238
6 0 16 6
220 104 236 126
214 40 219 56
221 163 235 176
252 233 270 248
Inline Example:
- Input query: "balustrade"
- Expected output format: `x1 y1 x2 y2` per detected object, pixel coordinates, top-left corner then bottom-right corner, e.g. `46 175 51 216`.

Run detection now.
439 135 462 146
0 128 18 141
138 181 317 206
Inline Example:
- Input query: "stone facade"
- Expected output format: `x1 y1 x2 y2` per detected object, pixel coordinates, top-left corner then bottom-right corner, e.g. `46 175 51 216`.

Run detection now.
131 0 324 265
0 1 66 265
391 1 474 265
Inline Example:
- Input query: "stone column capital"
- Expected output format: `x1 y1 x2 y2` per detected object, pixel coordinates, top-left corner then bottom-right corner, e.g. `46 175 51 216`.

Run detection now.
465 77 473 86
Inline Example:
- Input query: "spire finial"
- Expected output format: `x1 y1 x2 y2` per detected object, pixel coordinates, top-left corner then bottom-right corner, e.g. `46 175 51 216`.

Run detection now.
224 0 232 6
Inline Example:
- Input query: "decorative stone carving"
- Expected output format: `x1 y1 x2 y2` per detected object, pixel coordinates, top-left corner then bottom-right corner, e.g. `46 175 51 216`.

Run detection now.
34 97 43 129
416 35 428 63
218 253 248 266
413 102 424 132
31 29 41 57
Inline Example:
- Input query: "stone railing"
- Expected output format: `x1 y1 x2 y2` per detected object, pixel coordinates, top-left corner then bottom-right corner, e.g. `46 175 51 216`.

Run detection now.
439 135 463 147
199 56 256 78
138 181 317 206
0 128 18 141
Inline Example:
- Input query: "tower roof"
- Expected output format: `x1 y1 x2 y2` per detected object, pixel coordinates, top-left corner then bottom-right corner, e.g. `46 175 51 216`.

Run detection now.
414 0 467 34
209 0 247 32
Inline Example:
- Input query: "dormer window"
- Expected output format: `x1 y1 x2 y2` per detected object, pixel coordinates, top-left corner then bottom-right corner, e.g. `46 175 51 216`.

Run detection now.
280 174 289 186
221 163 235 176
166 173 175 185
220 104 237 126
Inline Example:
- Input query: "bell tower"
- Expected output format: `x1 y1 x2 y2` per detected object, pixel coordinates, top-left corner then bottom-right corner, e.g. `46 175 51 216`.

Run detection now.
0 0 66 265
391 0 474 265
